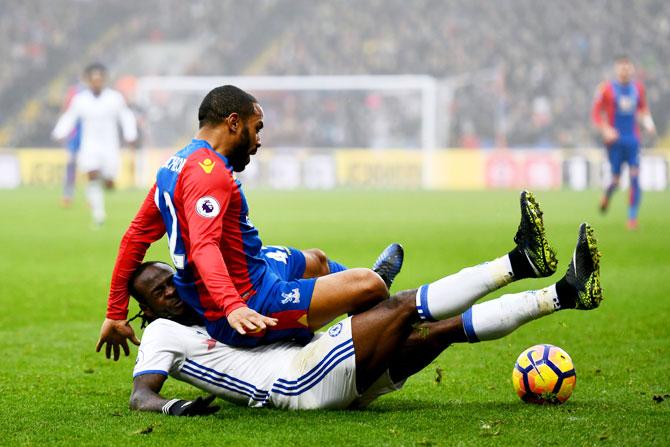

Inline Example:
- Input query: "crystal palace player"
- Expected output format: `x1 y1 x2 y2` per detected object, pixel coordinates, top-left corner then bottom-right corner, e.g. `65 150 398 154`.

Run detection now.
97 86 404 359
592 55 656 230
125 195 603 414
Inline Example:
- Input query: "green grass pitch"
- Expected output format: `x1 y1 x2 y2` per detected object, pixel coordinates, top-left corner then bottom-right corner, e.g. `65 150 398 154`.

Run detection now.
0 187 668 446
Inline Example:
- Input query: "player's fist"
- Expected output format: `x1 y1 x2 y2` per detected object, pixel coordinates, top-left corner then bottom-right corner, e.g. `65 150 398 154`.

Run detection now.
227 306 278 335
96 318 141 361
601 125 619 145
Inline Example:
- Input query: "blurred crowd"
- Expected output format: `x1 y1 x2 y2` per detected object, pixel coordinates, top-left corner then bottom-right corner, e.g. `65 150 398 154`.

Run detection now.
2 0 668 148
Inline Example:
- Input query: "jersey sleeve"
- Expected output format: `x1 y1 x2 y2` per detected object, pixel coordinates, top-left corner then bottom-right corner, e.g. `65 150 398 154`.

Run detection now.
636 81 649 113
52 94 81 140
591 82 611 128
133 320 185 378
177 158 247 317
116 93 138 143
107 184 166 320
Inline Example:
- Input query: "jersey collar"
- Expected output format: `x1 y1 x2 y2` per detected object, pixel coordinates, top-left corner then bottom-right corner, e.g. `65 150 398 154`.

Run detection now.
191 139 232 171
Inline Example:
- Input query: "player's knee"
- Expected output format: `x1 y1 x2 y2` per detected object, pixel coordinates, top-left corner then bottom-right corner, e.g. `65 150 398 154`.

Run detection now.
304 248 329 276
355 268 388 300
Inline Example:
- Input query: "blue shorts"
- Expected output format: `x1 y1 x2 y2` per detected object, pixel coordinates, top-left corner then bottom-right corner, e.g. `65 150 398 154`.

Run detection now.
205 246 317 348
260 246 307 281
607 137 640 176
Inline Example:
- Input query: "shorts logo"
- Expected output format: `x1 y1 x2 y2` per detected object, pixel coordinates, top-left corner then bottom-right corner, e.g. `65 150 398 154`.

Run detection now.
328 322 343 337
281 288 300 305
198 158 216 174
196 196 220 218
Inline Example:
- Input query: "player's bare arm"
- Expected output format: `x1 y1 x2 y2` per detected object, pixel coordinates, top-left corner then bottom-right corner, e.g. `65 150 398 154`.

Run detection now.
130 373 219 416
99 184 166 360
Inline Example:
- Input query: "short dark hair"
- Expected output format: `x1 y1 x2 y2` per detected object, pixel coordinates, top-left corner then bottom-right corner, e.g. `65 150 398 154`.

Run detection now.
615 54 631 63
198 85 257 128
84 62 107 77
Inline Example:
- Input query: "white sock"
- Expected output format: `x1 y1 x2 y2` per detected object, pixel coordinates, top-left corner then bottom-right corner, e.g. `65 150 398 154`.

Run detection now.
461 284 561 342
415 255 515 321
86 179 106 224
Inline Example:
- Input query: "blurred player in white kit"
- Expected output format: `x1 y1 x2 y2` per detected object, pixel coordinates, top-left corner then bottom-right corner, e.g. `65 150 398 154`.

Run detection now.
52 63 137 226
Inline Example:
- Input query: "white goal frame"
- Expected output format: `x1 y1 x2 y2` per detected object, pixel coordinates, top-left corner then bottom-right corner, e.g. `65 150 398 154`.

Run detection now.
135 75 438 187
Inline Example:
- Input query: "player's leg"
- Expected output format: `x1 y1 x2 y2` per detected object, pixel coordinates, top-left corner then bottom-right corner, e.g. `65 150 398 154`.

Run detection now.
601 144 622 213
78 148 106 226
62 149 77 207
302 248 341 278
302 243 403 288
357 223 602 389
86 170 106 226
312 190 555 338
307 268 389 330
626 142 641 230
415 190 557 322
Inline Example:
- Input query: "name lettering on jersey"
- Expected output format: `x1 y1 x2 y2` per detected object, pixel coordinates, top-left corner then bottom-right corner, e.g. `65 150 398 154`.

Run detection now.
195 196 221 218
198 158 216 174
281 288 300 305
163 156 187 173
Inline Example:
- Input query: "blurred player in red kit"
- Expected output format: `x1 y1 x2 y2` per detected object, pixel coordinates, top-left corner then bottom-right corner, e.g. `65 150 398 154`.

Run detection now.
592 55 656 230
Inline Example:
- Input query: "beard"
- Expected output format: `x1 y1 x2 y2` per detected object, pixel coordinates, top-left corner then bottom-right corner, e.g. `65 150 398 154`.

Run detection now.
229 126 253 172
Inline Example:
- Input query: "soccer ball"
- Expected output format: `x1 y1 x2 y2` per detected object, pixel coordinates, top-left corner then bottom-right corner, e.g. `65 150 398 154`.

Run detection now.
512 344 576 404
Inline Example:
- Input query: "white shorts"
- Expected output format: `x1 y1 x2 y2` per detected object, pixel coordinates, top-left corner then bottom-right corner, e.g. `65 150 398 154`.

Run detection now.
269 318 358 409
77 148 119 179
268 317 406 410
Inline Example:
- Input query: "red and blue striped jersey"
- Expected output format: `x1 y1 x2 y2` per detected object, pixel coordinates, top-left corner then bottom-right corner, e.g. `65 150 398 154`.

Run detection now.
107 139 271 321
592 80 648 140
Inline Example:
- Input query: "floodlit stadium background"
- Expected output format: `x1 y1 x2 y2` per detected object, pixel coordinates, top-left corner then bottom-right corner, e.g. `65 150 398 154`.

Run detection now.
1 0 669 192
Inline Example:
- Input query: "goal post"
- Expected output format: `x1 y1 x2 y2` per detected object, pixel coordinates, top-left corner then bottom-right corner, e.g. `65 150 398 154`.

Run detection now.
135 75 438 187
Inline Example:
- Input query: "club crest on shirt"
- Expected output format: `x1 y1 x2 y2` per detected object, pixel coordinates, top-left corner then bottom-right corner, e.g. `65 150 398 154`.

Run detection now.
198 158 216 174
281 288 300 305
196 196 220 218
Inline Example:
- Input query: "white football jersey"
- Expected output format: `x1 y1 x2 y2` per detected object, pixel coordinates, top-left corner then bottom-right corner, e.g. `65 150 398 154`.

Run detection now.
52 88 137 154
133 318 362 409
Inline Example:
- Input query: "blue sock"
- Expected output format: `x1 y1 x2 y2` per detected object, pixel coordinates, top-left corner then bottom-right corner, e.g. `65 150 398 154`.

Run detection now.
629 176 641 220
327 260 348 274
605 182 617 200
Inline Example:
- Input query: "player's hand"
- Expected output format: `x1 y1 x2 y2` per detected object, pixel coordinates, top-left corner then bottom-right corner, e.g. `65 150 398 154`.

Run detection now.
95 318 141 361
227 307 278 335
166 395 220 416
601 126 619 145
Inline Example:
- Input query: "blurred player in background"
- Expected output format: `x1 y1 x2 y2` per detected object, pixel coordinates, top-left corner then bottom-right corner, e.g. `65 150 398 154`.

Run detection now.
52 63 137 226
592 55 656 230
59 80 83 207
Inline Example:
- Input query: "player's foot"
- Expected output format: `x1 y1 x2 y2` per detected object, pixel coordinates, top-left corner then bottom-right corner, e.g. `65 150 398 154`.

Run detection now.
599 196 609 214
91 217 105 230
60 197 73 208
564 223 603 310
513 191 558 278
626 218 638 231
372 243 404 289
